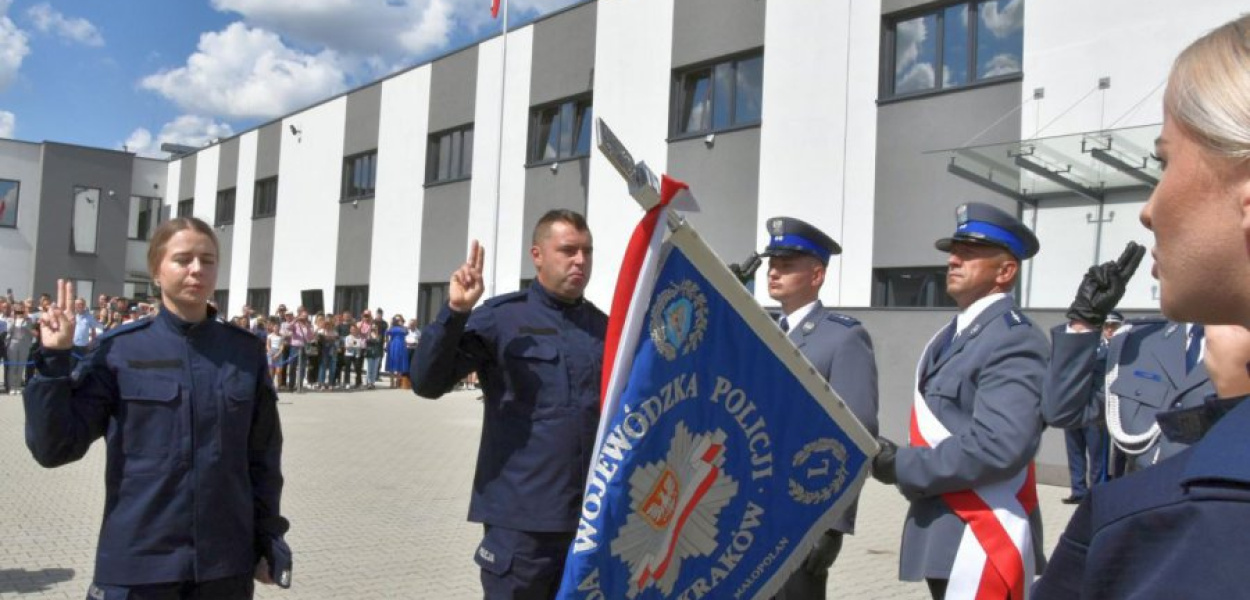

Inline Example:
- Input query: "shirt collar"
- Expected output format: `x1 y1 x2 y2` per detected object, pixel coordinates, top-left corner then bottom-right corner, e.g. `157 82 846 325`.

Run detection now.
783 300 819 330
530 281 583 311
955 292 1008 335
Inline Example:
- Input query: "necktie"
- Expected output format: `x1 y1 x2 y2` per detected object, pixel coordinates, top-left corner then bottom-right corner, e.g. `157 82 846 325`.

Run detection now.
1186 324 1205 373
779 316 790 333
935 318 958 360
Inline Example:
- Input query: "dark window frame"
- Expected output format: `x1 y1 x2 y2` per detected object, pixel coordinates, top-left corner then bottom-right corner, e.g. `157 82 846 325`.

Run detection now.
176 197 194 219
871 266 959 308
425 124 475 186
880 0 1024 102
247 288 272 317
0 178 20 229
215 187 237 227
417 282 449 330
253 176 278 219
334 285 369 316
71 185 102 256
341 150 378 203
526 95 593 166
129 195 161 241
669 49 764 141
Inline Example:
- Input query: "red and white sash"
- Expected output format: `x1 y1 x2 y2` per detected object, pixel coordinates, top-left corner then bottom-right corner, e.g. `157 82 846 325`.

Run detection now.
910 331 1038 600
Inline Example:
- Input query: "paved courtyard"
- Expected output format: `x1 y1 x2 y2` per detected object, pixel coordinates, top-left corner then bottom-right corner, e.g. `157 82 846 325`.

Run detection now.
0 389 1075 599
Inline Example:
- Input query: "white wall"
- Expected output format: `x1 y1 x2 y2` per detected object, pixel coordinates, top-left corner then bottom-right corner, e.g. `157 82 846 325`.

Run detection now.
192 145 220 225
470 26 534 298
227 132 259 313
163 160 181 220
1021 0 1246 309
0 141 43 298
371 65 432 318
584 0 675 309
271 99 348 311
758 0 880 308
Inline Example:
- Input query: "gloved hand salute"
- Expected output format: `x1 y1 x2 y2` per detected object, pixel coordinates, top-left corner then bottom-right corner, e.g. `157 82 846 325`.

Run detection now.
1066 241 1146 326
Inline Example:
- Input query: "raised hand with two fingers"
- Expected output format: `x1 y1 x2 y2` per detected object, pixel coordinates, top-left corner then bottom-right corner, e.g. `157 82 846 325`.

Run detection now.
39 279 76 351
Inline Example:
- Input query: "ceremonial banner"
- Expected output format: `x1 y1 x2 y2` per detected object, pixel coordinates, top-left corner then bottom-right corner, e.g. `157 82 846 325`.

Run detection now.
557 209 876 600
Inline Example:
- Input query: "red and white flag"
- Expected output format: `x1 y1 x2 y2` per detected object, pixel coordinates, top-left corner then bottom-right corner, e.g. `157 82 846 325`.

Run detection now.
490 0 501 18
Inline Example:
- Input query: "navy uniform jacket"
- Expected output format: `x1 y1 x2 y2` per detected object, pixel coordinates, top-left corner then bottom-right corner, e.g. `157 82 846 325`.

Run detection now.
787 302 879 533
1035 396 1250 599
411 283 607 533
1043 319 1212 471
23 308 287 585
894 295 1048 580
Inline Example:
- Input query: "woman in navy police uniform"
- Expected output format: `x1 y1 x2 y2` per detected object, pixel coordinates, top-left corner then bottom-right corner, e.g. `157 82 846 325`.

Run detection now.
23 217 291 599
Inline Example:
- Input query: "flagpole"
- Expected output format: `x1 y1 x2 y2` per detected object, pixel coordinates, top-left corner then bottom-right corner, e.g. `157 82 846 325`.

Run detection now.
487 0 508 299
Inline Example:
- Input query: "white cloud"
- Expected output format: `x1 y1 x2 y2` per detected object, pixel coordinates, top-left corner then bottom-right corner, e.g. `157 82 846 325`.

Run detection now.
0 110 14 137
122 115 235 158
896 63 935 94
894 16 928 73
139 22 347 120
0 1 30 91
25 3 103 47
982 53 1021 78
980 0 1023 39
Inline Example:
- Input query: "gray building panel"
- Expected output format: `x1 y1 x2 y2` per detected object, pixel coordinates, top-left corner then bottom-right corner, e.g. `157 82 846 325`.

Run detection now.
671 0 765 68
666 128 761 266
520 158 590 280
178 153 197 202
335 201 375 285
882 0 937 15
428 47 479 132
873 82 1023 268
419 182 471 282
248 216 275 289
217 138 240 190
256 123 283 179
33 144 134 298
131 157 165 198
530 2 597 106
344 83 383 157
217 227 233 296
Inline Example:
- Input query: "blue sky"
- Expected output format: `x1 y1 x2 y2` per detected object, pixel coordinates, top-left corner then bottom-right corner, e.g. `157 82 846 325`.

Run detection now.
0 0 581 156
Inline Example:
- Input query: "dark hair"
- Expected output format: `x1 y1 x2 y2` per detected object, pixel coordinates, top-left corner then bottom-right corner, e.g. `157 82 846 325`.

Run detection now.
531 209 589 246
147 217 219 279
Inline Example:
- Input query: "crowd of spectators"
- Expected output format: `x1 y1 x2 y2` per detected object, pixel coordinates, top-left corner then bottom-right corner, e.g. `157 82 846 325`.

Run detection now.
1 290 447 395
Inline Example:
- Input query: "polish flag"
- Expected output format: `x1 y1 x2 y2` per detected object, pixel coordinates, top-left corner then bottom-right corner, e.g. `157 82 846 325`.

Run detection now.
491 0 501 18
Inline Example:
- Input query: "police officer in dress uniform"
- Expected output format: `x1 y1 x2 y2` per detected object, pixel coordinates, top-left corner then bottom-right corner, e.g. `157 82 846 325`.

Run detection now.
23 218 290 600
1044 241 1213 475
871 203 1048 600
758 217 879 600
411 210 606 600
1058 311 1122 504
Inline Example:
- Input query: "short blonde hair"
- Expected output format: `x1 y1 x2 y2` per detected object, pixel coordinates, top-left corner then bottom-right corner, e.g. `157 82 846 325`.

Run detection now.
1164 14 1250 162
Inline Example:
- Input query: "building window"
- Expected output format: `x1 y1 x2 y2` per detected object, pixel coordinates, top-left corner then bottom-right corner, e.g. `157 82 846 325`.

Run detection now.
427 125 474 184
418 282 449 329
128 196 161 241
872 267 958 308
74 279 95 306
334 285 369 316
124 280 153 302
247 288 271 316
0 179 19 228
212 290 229 314
342 151 378 202
672 51 763 138
215 188 237 226
254 177 278 218
884 0 1024 99
72 185 101 255
177 198 193 218
528 97 592 164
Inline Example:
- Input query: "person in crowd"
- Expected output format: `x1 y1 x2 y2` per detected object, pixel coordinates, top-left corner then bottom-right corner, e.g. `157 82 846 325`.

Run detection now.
0 298 8 393
70 297 100 356
343 324 364 389
95 293 109 313
384 315 409 389
358 310 374 339
871 203 1048 600
335 312 352 388
1044 240 1213 476
412 209 606 599
287 309 312 392
1058 310 1123 504
266 318 285 385
22 217 291 598
760 217 880 600
404 318 420 353
364 325 383 390
6 303 34 395
1036 15 1250 598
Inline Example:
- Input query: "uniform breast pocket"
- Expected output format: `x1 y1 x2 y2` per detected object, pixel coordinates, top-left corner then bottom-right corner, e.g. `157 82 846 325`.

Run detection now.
502 336 569 416
220 376 257 452
117 373 181 458
1109 374 1170 425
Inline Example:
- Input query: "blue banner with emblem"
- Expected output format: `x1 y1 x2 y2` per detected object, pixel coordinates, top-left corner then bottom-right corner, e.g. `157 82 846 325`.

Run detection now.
557 225 874 600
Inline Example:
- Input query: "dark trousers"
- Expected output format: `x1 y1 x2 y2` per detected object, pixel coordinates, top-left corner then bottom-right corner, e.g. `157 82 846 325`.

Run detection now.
1065 422 1108 497
284 347 304 390
475 525 573 600
926 578 948 600
345 355 363 386
774 530 843 600
88 574 253 600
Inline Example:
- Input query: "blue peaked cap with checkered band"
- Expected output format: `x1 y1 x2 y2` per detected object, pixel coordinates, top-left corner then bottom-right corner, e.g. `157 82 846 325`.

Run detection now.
761 216 841 264
935 202 1040 260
